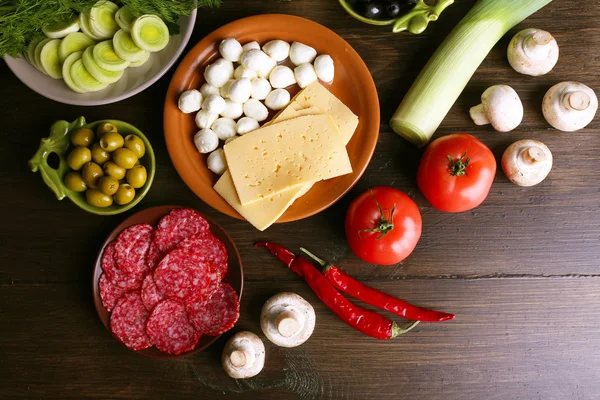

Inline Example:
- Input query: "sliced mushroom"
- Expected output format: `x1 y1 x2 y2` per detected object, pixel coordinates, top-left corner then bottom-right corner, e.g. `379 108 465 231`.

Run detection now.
260 292 315 348
222 331 265 379
508 28 559 76
542 82 598 132
502 139 553 187
469 85 523 132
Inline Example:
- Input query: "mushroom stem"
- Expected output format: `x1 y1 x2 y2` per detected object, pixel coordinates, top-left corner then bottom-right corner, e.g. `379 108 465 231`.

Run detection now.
469 104 490 125
275 311 301 338
520 146 546 164
562 90 591 111
523 31 553 60
229 350 250 368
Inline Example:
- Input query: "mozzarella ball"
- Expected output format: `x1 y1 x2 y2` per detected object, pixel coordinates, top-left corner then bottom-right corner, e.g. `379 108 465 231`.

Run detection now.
241 49 270 72
207 149 227 175
294 63 318 89
219 38 243 62
195 109 219 129
265 89 291 110
236 117 260 135
221 99 244 119
242 41 260 52
314 54 334 83
202 94 226 115
220 79 235 98
211 117 237 140
234 65 258 80
204 58 234 88
263 40 290 62
269 66 296 89
225 136 240 145
178 89 203 114
229 78 253 104
290 42 317 66
200 83 220 97
193 128 219 154
244 99 269 122
251 78 272 100
257 55 277 78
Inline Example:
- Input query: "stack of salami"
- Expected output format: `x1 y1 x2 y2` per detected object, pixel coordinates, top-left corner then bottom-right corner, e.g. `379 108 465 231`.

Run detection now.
99 208 240 355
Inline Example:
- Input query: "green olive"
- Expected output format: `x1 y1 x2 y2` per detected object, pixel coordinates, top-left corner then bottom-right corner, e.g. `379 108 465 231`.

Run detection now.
114 183 135 205
81 162 104 188
86 189 113 208
103 161 126 180
99 132 124 152
67 146 92 171
96 122 118 139
124 135 146 158
91 143 111 165
126 165 147 189
113 148 138 169
71 128 95 147
64 172 87 192
98 176 119 196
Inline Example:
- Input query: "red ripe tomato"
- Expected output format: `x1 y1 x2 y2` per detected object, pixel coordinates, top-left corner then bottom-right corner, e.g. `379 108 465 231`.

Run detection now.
417 133 496 212
345 187 422 266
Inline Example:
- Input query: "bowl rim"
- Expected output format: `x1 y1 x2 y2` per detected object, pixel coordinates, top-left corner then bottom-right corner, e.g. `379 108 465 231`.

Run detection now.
4 10 197 106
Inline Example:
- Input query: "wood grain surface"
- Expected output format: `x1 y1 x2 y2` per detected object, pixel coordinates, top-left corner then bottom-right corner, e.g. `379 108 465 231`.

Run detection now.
1 0 600 399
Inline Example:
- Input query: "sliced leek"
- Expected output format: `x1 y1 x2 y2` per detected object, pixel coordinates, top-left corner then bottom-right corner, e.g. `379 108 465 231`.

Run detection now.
115 6 135 33
92 40 130 71
59 32 96 64
82 46 123 84
129 50 151 68
131 15 169 52
39 39 63 79
70 59 108 92
34 38 53 76
89 1 119 39
79 12 104 41
27 37 46 72
43 17 80 39
113 29 147 62
62 52 87 93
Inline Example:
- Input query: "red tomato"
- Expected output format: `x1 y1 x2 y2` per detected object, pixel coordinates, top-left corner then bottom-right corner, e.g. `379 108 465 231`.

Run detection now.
417 133 496 212
345 187 422 266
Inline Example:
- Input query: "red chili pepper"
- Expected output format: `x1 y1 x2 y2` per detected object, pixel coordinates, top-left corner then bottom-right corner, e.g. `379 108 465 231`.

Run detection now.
300 248 455 323
256 242 419 339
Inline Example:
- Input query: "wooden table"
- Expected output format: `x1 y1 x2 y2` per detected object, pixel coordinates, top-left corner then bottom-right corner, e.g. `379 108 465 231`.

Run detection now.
2 1 599 399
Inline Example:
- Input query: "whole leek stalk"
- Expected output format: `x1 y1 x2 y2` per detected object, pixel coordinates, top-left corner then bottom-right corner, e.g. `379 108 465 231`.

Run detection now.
390 0 552 147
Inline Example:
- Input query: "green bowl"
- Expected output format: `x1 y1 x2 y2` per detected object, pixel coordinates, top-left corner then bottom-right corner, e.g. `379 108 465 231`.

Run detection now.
29 116 156 215
338 0 454 34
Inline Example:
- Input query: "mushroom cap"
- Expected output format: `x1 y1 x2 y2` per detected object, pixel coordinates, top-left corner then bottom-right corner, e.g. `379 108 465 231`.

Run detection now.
542 81 598 132
501 139 553 187
260 292 315 348
479 85 524 132
508 28 559 76
222 331 265 379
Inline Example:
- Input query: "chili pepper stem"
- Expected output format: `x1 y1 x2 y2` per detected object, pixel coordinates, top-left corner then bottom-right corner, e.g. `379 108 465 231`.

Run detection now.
300 247 334 273
391 320 420 337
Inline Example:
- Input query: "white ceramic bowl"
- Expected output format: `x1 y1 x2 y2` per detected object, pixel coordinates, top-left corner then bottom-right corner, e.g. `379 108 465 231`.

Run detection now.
4 11 196 106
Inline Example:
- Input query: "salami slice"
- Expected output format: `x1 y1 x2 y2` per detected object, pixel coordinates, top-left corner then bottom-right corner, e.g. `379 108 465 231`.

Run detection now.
152 208 210 256
146 299 201 355
141 273 164 312
101 242 142 291
177 232 228 281
110 291 152 351
114 224 154 279
186 282 240 336
146 242 163 272
99 273 128 312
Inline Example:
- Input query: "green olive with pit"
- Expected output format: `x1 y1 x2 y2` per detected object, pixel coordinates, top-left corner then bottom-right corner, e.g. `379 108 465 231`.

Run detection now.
81 162 104 188
103 161 126 180
67 146 92 171
113 184 135 205
113 148 138 169
99 132 124 152
96 122 118 139
86 189 113 208
71 128 95 147
64 172 87 192
91 143 111 165
97 176 119 196
124 135 145 158
126 165 147 189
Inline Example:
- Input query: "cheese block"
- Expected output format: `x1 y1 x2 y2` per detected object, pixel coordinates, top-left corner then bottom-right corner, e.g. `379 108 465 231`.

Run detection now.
264 106 322 127
224 114 352 205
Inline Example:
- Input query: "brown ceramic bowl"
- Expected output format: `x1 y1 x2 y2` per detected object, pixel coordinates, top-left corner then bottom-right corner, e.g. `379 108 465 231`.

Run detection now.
92 205 243 359
163 14 380 223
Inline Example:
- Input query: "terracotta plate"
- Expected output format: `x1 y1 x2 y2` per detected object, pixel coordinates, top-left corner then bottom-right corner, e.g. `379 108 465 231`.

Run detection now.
164 14 380 222
92 205 243 359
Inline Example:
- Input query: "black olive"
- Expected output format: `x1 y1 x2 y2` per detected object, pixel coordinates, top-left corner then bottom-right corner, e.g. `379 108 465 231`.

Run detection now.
360 1 384 19
385 1 401 18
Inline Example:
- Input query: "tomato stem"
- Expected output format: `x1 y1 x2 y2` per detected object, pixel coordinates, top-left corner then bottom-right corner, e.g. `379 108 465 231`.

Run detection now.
447 152 470 177
358 190 396 240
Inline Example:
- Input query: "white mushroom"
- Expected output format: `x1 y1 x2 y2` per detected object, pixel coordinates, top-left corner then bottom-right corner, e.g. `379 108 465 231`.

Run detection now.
211 117 237 140
195 109 219 130
502 139 553 186
251 77 272 100
207 148 228 175
178 89 203 114
260 292 315 348
242 41 261 53
243 99 269 122
265 89 291 110
234 65 258 80
289 41 317 66
204 58 234 88
219 79 235 99
219 38 243 63
542 81 598 131
508 28 559 76
269 66 296 89
202 94 227 115
257 55 277 79
193 128 219 154
200 83 220 98
236 117 260 135
469 85 524 132
241 49 271 72
222 331 265 379
263 40 290 62
220 99 244 119
229 78 253 104
294 63 318 89
313 54 334 83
